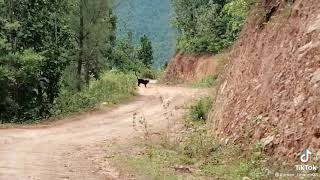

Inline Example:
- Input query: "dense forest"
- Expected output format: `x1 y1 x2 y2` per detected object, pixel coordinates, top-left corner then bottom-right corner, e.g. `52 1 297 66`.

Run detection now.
172 0 255 54
115 0 176 67
0 0 154 123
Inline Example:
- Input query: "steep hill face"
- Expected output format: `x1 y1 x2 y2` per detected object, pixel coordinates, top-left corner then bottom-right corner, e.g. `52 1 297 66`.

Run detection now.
212 0 320 161
164 53 221 82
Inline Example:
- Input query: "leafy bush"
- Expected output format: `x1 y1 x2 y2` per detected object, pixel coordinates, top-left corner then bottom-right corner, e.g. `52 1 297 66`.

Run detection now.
139 68 161 79
55 72 136 115
189 96 213 122
0 49 46 123
0 0 72 123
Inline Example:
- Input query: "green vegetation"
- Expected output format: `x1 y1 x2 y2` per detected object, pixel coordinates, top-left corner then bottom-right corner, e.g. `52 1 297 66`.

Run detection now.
192 75 217 88
0 0 73 123
111 32 142 72
115 0 176 67
137 35 154 68
113 96 271 179
189 96 213 122
114 127 270 179
114 152 180 180
111 32 156 74
0 0 155 123
72 0 117 91
55 72 136 116
139 68 161 80
172 0 256 54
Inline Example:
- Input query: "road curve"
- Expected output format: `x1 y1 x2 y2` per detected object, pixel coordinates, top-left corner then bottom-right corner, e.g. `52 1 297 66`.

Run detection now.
0 85 205 180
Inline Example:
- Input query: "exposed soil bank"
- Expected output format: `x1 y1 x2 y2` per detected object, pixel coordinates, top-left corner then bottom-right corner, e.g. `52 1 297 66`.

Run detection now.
165 52 221 82
212 0 320 162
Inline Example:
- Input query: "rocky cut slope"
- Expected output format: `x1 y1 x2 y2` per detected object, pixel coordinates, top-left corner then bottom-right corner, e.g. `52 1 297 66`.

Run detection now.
164 52 222 82
212 0 320 161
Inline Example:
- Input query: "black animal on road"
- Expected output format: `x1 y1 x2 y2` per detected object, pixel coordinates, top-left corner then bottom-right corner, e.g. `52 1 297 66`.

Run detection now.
135 72 150 88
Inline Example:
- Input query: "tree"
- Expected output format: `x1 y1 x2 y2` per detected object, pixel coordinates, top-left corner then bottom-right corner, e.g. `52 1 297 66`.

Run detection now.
0 0 118 122
111 32 140 72
137 35 153 68
71 0 116 90
171 0 254 54
0 0 72 121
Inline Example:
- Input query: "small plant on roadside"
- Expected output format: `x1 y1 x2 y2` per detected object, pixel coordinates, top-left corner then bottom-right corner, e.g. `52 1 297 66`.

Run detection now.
132 112 151 140
180 127 219 160
189 96 213 122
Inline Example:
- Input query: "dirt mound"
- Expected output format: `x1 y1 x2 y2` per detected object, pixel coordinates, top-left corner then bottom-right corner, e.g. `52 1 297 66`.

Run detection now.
165 52 220 82
212 0 320 161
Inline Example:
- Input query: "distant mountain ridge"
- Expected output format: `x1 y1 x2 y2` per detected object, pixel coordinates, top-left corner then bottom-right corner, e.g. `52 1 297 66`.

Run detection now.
114 0 176 67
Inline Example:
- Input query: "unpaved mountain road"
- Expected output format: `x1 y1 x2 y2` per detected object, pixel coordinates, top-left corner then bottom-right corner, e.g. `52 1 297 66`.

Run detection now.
0 85 206 180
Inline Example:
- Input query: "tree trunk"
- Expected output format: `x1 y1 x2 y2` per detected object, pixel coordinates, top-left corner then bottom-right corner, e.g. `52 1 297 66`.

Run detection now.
85 60 90 87
8 0 16 51
77 0 84 91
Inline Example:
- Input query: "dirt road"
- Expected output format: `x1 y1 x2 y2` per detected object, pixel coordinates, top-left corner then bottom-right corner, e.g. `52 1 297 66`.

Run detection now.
0 85 205 180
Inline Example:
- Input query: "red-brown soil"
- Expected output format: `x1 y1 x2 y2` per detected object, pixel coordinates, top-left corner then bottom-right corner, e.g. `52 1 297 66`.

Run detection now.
164 52 220 82
212 0 320 162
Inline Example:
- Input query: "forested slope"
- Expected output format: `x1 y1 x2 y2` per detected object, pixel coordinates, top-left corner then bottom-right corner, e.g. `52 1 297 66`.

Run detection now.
0 0 152 123
165 0 254 82
114 0 176 67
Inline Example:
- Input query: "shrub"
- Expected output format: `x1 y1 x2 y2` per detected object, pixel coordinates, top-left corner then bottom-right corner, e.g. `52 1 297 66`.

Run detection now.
192 75 217 88
189 96 213 122
139 68 161 79
55 72 136 115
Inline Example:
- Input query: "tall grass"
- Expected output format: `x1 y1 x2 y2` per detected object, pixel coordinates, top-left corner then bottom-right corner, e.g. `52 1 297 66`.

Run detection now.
55 72 136 115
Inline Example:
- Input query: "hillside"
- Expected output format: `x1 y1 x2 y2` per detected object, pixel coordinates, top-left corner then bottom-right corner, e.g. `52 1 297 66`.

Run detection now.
114 0 176 67
212 0 320 161
164 52 222 82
